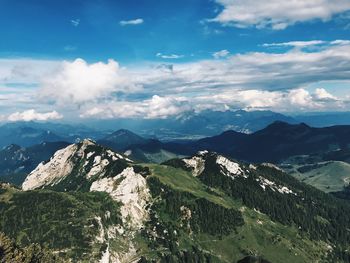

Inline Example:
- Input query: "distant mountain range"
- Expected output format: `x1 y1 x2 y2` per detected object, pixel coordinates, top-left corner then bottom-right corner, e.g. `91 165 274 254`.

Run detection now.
0 141 70 185
85 109 297 140
86 110 350 140
186 121 350 163
294 112 350 127
2 110 350 147
99 121 350 163
0 121 107 148
3 120 350 186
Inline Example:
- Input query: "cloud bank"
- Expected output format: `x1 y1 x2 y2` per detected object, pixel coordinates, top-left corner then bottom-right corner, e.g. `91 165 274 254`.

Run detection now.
210 0 350 29
7 109 63 122
2 40 350 120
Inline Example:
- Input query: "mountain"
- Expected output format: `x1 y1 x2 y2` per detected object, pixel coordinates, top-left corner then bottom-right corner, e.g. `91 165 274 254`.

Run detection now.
98 129 185 163
174 109 297 135
97 121 350 165
86 110 297 140
0 124 65 148
0 121 107 148
97 129 151 151
0 110 297 148
0 141 70 185
185 121 350 163
294 112 350 127
1 141 350 261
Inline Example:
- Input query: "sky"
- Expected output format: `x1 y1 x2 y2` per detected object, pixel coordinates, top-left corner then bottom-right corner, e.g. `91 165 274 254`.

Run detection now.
1 0 350 122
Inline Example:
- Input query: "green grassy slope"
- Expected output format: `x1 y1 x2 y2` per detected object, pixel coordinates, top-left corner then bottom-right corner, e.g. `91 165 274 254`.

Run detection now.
283 160 350 192
139 163 329 263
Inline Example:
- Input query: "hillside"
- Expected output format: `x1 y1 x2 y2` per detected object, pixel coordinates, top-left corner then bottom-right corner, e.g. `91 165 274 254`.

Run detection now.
0 141 349 261
281 159 350 192
0 230 60 262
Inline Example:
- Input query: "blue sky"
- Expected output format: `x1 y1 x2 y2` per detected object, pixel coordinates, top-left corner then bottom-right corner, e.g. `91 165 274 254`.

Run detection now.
1 0 350 122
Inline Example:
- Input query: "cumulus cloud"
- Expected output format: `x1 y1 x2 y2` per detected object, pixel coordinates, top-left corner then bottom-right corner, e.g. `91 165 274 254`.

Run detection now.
195 88 341 112
40 58 141 105
80 86 344 118
2 39 350 120
288 88 315 108
213 49 230 59
314 88 338 100
119 18 144 26
7 109 63 122
80 95 190 119
145 95 190 118
210 0 350 29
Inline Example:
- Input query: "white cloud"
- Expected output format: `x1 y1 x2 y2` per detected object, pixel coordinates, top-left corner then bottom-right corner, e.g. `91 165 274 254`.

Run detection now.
263 39 350 49
213 49 230 59
262 40 326 48
288 88 315 107
2 39 350 119
139 42 350 97
156 53 184 59
145 95 190 118
0 58 60 84
119 18 144 26
314 88 338 100
40 58 141 105
7 109 63 122
195 88 342 112
330 39 350 45
70 19 80 27
210 0 350 29
81 95 190 119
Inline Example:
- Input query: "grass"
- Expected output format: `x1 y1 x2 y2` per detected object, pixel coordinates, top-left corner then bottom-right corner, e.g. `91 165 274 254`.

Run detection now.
141 149 185 164
188 205 329 263
142 163 329 263
287 160 350 192
146 163 240 209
